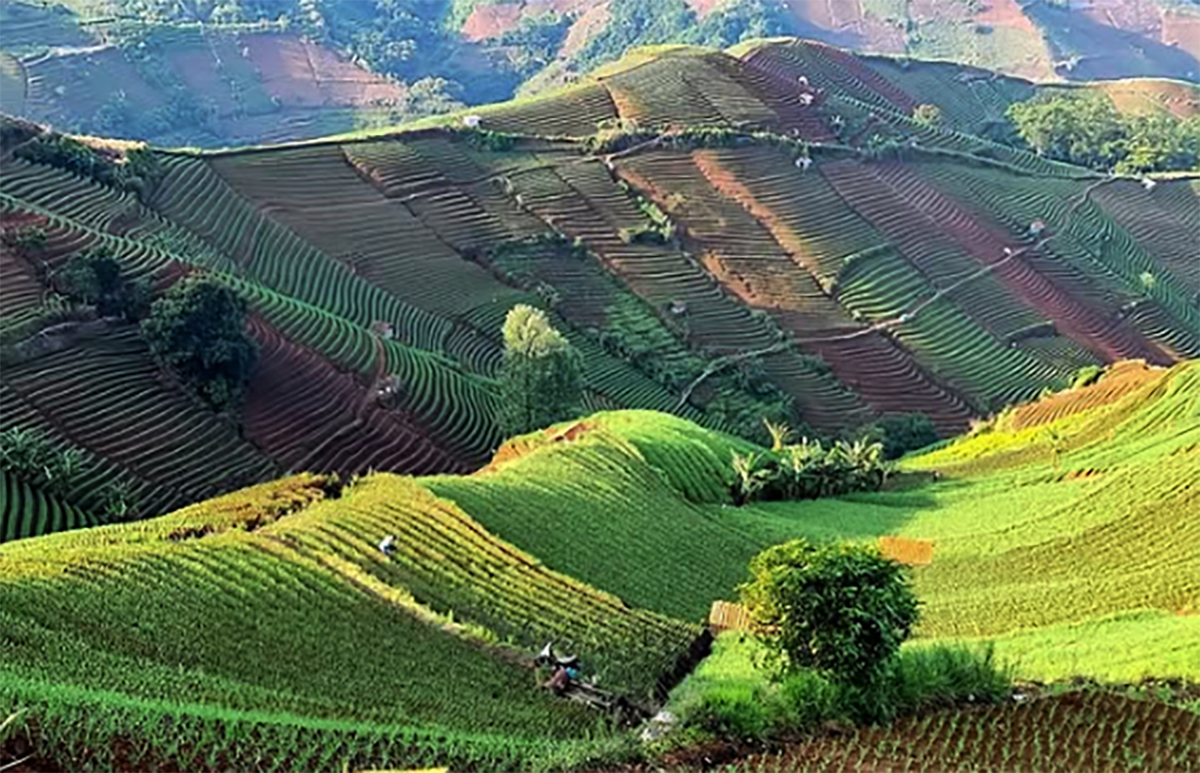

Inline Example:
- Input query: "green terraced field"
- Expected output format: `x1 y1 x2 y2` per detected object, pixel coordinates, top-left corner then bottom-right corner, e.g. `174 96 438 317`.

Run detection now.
4 43 1198 541
2 361 1196 769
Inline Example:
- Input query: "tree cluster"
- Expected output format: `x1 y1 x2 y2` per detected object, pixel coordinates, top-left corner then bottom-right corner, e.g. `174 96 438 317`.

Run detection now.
1007 92 1200 174
739 538 920 685
731 428 889 505
13 136 163 202
55 250 153 322
855 413 939 461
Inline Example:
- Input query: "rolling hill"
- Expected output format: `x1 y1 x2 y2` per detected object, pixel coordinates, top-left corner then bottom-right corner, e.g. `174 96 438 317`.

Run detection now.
3 38 1198 540
2 357 1196 771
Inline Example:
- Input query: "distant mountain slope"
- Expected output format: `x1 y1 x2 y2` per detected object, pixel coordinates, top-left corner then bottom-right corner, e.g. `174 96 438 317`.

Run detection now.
2 41 1197 538
2 0 1197 149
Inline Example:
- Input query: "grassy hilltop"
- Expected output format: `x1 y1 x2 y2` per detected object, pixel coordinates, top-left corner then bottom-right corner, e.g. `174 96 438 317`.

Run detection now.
4 39 1199 543
2 358 1197 770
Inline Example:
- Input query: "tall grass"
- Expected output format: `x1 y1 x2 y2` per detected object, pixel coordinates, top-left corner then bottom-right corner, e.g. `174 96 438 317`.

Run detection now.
672 635 1013 741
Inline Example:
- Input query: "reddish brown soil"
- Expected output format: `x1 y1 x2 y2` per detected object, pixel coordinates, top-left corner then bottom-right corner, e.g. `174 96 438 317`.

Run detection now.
976 0 1040 34
1163 9 1200 60
562 2 613 58
1008 359 1160 429
242 318 471 477
461 0 596 41
243 34 405 107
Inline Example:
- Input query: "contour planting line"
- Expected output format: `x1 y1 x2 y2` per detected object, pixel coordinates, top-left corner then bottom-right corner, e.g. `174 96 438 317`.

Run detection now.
676 175 1123 408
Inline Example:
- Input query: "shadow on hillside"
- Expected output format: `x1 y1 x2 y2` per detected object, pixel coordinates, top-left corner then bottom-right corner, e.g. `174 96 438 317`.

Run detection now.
1025 1 1200 81
712 475 942 546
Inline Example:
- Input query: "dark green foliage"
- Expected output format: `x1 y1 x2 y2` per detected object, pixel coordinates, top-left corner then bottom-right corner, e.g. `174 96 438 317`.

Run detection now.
731 437 887 504
575 0 793 70
0 427 85 497
13 136 163 202
739 539 920 685
1007 91 1200 173
857 413 939 460
55 250 153 321
140 277 258 413
499 305 582 436
498 12 573 78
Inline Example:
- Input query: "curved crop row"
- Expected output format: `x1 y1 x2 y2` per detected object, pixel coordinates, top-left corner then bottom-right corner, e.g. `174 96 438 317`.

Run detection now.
0 469 98 543
0 327 280 516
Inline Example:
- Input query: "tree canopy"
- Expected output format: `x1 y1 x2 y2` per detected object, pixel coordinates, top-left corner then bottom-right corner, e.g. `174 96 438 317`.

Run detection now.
499 305 582 437
1006 91 1200 174
739 539 920 685
140 277 258 413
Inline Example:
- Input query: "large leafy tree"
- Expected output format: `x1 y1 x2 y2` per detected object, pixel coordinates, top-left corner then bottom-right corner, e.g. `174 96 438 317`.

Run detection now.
739 539 920 685
140 277 257 413
499 304 582 437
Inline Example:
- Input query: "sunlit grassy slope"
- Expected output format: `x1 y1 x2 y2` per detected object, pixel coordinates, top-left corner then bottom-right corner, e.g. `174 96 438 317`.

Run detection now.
2 360 1195 769
725 360 1200 681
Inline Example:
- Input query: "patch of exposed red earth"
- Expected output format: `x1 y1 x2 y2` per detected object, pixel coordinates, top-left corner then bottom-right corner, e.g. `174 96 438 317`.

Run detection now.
461 0 596 41
1163 9 1200 60
561 2 613 58
243 318 471 478
1076 0 1163 37
976 0 1041 34
242 34 406 107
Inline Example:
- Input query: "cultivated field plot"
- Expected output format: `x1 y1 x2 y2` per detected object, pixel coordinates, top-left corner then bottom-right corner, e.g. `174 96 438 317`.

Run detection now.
2 45 1197 542
721 691 1200 773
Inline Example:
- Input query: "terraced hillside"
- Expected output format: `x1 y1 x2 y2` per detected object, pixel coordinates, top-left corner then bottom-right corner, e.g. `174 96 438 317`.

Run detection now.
3 41 1197 540
3 360 1196 771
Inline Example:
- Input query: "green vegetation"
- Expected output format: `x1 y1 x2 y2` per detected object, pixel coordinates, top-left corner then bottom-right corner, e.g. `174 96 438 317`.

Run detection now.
575 0 792 71
669 633 1011 741
499 304 583 436
140 277 258 413
54 249 153 322
1007 91 1200 173
739 539 920 684
856 413 940 460
12 134 162 202
730 438 888 504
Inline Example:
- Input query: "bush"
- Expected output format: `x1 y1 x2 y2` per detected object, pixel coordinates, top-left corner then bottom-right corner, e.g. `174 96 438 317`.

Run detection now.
1070 365 1104 389
688 684 773 741
0 426 137 518
0 426 83 496
140 277 257 413
739 539 920 685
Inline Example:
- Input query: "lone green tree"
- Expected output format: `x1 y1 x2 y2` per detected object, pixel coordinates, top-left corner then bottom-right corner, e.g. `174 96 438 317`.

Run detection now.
499 304 582 436
140 277 257 413
739 538 920 685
